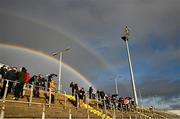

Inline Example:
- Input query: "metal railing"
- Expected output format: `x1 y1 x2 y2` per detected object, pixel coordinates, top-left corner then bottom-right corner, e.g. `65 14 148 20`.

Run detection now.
0 78 69 119
0 78 179 119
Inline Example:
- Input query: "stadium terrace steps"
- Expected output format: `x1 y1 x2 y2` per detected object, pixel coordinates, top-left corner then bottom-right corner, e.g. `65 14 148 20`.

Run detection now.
0 93 101 118
0 91 179 119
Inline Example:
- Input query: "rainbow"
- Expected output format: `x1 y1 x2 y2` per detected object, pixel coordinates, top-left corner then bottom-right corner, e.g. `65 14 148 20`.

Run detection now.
0 43 96 89
0 12 111 69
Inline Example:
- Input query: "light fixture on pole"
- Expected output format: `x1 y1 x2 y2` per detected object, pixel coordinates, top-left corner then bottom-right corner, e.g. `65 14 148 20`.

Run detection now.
121 26 138 106
52 48 71 93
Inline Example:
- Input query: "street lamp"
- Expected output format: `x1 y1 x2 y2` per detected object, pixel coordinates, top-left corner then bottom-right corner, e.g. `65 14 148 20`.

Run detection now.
121 26 138 106
110 76 120 95
52 48 71 93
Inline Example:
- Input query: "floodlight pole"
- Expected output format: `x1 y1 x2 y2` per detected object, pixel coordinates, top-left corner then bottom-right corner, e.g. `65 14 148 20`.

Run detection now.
115 77 118 95
58 51 62 93
121 26 138 106
52 48 70 93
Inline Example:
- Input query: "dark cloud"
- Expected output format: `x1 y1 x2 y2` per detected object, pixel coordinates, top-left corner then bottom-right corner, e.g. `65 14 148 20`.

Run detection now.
138 77 180 98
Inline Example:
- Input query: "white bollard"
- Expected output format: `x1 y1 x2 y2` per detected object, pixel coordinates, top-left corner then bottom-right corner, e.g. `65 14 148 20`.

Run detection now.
42 104 45 119
129 115 132 119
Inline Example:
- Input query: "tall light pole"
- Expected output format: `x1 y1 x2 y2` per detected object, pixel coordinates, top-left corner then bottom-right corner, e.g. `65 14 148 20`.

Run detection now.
52 48 71 93
121 26 138 106
110 76 120 95
138 88 143 108
115 77 118 95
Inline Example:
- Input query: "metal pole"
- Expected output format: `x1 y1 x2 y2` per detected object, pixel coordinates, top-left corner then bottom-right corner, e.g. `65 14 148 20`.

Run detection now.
115 77 118 95
0 101 5 119
42 104 45 119
58 52 62 93
29 84 33 106
103 97 107 114
87 97 90 119
69 109 72 119
113 105 116 119
64 91 67 108
96 94 99 109
3 80 9 100
139 89 143 108
23 83 26 96
125 40 138 106
49 88 51 107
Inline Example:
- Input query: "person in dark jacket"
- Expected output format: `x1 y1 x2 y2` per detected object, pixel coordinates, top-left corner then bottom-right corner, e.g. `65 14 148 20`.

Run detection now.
6 67 17 94
29 75 37 85
74 83 79 107
0 65 8 79
70 82 75 96
89 86 93 99
79 88 85 107
14 67 27 100
0 67 17 98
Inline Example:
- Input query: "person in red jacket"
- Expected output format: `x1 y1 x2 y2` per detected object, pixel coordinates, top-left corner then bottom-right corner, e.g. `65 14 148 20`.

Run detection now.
24 72 30 84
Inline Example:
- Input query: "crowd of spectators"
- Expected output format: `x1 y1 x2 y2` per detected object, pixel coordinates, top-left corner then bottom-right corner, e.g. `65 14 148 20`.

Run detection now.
0 64 135 110
70 81 135 110
0 65 56 102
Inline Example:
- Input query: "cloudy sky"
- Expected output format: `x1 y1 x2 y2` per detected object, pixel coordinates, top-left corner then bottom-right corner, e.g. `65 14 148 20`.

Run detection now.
0 0 180 110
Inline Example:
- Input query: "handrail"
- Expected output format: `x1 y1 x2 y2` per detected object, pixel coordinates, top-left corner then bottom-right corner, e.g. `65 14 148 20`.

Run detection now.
0 99 47 105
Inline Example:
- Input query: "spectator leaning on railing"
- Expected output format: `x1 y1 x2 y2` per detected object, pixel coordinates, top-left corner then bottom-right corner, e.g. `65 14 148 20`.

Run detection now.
14 67 27 100
0 66 17 98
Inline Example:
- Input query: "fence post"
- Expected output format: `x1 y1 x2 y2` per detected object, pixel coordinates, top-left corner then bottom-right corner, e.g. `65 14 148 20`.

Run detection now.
87 97 90 119
113 105 116 119
96 95 99 109
64 91 67 109
87 110 90 119
0 100 5 119
3 80 9 100
69 109 72 119
29 84 33 106
42 104 45 119
49 88 51 107
22 83 27 96
103 97 107 114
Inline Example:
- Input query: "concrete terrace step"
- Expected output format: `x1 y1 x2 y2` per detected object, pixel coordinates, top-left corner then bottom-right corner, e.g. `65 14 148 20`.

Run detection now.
0 98 100 118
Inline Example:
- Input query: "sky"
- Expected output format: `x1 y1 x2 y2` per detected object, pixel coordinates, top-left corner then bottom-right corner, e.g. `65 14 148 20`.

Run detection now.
0 0 180 110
